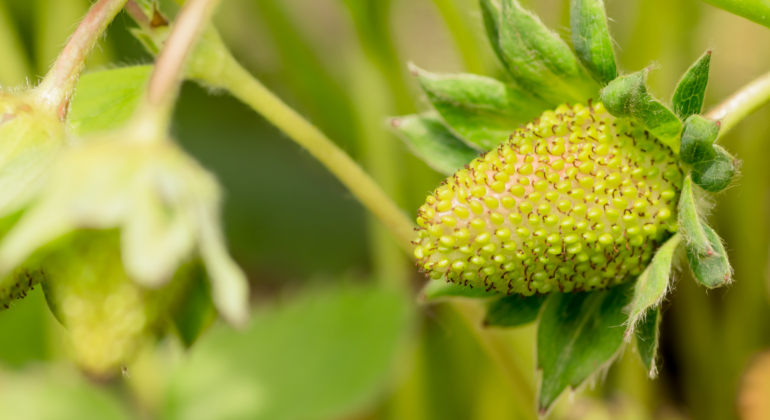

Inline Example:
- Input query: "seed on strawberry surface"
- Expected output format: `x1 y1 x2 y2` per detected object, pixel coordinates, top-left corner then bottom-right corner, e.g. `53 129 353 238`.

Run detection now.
414 102 683 295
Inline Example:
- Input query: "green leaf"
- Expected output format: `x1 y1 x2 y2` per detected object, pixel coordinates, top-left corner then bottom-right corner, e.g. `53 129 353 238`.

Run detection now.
635 306 662 378
420 279 500 302
569 0 618 85
672 50 711 120
498 0 599 105
483 294 546 327
700 0 770 30
537 282 633 413
624 234 680 339
68 66 153 136
680 115 719 165
480 0 506 65
164 285 413 420
170 262 217 348
678 175 714 256
686 222 733 288
600 69 682 151
390 114 479 175
691 145 736 192
412 66 548 150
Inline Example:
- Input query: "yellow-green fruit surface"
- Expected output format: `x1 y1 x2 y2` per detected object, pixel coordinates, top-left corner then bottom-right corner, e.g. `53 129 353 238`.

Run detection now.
414 103 683 295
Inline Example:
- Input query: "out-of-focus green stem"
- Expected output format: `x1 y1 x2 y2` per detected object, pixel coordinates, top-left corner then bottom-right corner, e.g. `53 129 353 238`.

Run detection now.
700 0 770 29
706 70 770 136
432 0 485 74
0 2 32 86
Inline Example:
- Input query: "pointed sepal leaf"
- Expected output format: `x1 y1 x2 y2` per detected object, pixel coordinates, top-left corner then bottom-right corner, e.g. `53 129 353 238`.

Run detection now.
635 306 662 378
686 222 733 288
678 175 714 256
672 50 711 120
537 282 633 414
499 0 599 105
600 69 682 151
412 66 549 150
680 115 719 165
390 114 479 175
692 145 736 193
480 0 506 65
624 234 680 339
569 0 618 85
483 294 546 327
419 279 500 302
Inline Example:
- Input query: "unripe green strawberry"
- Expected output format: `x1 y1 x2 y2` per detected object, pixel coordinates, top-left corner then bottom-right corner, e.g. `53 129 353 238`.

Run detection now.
414 102 683 295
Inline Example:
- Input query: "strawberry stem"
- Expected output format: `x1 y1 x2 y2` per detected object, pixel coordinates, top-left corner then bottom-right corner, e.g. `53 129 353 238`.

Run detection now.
706 70 770 136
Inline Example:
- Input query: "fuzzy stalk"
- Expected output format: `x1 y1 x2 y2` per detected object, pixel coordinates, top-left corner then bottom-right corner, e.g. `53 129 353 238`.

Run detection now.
706 69 770 135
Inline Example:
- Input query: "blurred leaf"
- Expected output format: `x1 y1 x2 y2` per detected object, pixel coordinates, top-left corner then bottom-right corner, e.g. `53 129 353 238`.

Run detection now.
390 114 479 175
635 306 661 378
624 234 680 339
164 285 413 420
680 115 719 165
412 66 547 150
700 0 770 30
738 351 770 420
170 262 217 348
419 279 500 302
686 222 733 288
480 0 506 66
483 294 546 327
0 287 48 368
678 176 713 256
601 70 682 151
0 371 131 420
498 0 599 105
537 282 633 413
691 145 736 192
569 0 618 85
68 66 152 136
672 50 711 120
0 1 31 86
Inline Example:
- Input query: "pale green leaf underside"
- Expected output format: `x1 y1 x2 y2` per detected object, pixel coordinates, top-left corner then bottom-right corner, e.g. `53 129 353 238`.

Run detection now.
68 65 153 136
390 114 479 175
672 50 711 120
537 282 633 413
420 279 500 302
570 0 618 85
635 306 661 378
165 285 413 420
624 234 680 339
483 294 546 327
413 66 548 150
499 0 599 106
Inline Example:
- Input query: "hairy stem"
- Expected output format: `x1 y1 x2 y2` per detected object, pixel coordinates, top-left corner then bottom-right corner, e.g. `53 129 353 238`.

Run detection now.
706 70 770 136
35 0 129 119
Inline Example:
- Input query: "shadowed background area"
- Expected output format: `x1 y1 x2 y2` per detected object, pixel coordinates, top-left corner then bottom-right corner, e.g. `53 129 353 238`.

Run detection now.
0 0 769 419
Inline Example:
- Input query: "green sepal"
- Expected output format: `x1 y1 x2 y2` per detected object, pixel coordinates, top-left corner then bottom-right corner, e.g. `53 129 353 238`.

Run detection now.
169 262 217 348
686 222 732 288
483 294 546 327
680 115 719 165
419 280 500 303
390 114 479 175
480 0 506 66
412 65 549 150
624 234 680 339
498 0 599 105
569 0 618 85
536 282 633 414
672 50 711 120
678 175 713 256
600 69 682 152
691 145 736 193
635 306 662 378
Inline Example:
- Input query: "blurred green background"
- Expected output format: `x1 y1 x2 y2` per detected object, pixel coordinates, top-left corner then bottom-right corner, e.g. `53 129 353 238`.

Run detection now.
1 0 770 419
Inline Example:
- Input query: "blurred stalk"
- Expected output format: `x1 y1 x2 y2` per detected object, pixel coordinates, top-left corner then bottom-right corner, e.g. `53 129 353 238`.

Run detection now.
706 70 770 135
0 1 32 86
431 0 485 74
700 0 770 30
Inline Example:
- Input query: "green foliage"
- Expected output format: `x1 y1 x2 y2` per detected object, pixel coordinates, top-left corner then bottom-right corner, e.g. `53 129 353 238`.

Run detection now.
569 0 618 85
412 66 547 150
624 235 680 338
498 0 599 105
678 176 714 255
420 279 500 302
701 0 770 29
479 0 505 65
68 66 152 136
691 145 736 192
536 282 633 413
600 70 682 151
170 262 217 348
672 50 711 120
686 222 733 288
164 285 413 420
483 294 545 327
680 115 719 165
389 114 479 175
635 307 662 378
